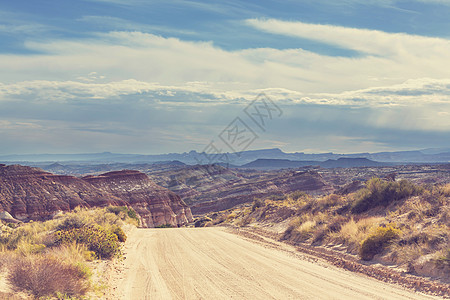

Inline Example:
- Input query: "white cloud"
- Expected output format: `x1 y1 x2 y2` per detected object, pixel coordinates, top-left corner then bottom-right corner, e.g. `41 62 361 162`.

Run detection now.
0 26 449 96
245 18 450 58
1 22 450 153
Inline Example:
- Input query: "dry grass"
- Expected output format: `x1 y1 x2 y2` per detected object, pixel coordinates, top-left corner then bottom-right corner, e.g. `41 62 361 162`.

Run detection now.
46 242 96 265
196 178 448 279
0 206 135 298
8 255 90 298
440 183 450 197
219 178 448 277
329 217 383 253
359 225 401 260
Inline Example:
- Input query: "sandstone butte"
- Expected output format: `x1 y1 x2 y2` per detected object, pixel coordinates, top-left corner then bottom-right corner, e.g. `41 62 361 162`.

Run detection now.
0 164 193 227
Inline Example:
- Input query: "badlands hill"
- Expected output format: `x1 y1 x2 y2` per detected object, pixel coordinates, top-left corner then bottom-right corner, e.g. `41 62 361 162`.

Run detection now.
147 164 332 214
0 164 192 227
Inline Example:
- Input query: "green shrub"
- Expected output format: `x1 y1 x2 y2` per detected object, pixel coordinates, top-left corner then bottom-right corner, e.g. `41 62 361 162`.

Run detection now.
56 214 91 231
55 225 121 259
352 178 420 213
267 194 287 201
194 217 212 227
155 224 174 228
112 226 127 242
107 206 140 225
290 190 308 201
359 225 401 260
251 199 263 211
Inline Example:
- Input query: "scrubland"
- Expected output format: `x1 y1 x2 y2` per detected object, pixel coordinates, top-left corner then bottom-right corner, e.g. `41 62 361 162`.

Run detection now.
208 178 449 281
0 206 138 299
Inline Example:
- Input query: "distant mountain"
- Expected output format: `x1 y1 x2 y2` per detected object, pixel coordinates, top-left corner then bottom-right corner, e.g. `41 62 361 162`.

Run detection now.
1 148 450 165
240 159 319 169
420 147 450 155
240 157 387 170
319 158 387 168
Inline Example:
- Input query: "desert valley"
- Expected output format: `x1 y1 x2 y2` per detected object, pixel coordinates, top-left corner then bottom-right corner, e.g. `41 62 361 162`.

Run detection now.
0 148 449 299
2 0 450 299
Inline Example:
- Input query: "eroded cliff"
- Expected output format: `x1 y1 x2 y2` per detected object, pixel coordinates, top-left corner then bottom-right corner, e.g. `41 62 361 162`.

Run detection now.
0 164 192 227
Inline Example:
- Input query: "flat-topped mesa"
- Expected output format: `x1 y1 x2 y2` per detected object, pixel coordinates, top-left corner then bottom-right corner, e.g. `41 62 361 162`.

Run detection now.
83 170 193 227
0 165 193 227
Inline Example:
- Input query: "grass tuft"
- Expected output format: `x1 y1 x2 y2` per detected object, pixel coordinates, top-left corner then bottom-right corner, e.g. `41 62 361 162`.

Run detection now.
359 225 401 261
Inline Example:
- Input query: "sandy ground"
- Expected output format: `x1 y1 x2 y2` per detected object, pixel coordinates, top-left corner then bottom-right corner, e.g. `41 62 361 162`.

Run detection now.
108 227 441 300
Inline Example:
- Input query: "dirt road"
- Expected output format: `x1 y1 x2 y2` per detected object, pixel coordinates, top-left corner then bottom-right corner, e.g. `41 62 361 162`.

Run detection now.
111 227 439 300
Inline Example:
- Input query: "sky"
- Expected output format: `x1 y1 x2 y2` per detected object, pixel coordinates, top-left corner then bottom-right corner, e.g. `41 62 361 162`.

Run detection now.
1 0 450 155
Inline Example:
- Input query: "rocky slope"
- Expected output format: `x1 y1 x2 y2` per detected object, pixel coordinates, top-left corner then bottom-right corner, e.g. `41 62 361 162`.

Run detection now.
147 165 332 215
0 164 192 227
83 170 193 227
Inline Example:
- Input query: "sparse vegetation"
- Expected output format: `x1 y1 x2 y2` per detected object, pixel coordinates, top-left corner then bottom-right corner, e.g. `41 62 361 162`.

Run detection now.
155 224 174 228
351 178 421 213
209 178 449 278
107 206 140 226
359 225 401 260
0 206 135 298
194 216 212 227
55 225 121 259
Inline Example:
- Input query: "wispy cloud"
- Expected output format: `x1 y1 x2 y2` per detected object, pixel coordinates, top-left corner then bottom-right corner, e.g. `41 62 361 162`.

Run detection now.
78 16 197 35
245 18 450 58
2 27 448 96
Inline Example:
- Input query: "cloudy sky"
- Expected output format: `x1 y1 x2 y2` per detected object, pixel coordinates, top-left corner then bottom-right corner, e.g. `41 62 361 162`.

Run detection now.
1 0 450 155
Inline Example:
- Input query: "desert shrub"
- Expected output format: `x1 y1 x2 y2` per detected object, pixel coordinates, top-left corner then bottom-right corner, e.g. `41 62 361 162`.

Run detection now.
290 190 308 201
212 214 227 225
236 215 253 227
251 199 264 211
359 225 401 260
8 255 89 298
286 219 316 243
352 178 420 213
435 249 449 269
56 214 92 231
194 217 212 227
112 226 127 242
203 221 213 227
317 194 342 209
55 225 121 259
226 213 237 221
328 217 382 253
442 183 450 197
16 243 46 255
311 227 328 245
326 215 348 233
47 242 96 264
0 222 51 251
267 194 287 201
107 206 140 225
155 224 174 228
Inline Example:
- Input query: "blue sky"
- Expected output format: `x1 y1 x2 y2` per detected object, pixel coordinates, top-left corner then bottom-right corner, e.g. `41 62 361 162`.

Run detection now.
1 0 450 155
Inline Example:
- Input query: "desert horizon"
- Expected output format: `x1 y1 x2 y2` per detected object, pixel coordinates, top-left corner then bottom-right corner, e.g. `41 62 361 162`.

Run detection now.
1 0 449 299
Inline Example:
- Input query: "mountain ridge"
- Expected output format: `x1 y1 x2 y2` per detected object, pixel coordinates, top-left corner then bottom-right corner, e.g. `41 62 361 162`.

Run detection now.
2 147 450 165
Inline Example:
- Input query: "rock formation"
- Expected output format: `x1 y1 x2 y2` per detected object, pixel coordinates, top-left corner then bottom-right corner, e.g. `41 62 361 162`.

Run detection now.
0 164 193 227
148 165 331 215
83 170 193 227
